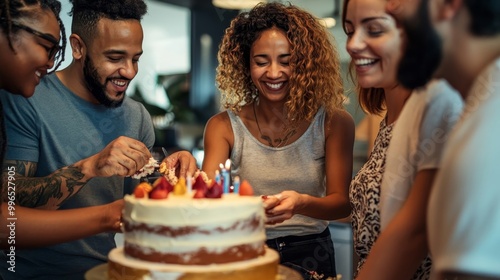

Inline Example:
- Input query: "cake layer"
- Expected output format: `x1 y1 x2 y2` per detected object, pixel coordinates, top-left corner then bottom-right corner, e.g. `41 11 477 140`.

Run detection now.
123 193 267 264
124 193 264 225
124 243 265 265
108 247 279 280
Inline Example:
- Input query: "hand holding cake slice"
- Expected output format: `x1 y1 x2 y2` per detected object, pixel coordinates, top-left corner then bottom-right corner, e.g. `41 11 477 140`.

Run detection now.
131 157 159 179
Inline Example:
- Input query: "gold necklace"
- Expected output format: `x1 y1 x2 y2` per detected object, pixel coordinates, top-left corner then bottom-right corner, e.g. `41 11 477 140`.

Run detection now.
253 102 296 148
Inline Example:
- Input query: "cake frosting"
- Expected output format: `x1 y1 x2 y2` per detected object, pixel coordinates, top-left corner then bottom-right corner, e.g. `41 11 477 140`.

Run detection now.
109 166 279 280
122 193 267 265
132 157 159 179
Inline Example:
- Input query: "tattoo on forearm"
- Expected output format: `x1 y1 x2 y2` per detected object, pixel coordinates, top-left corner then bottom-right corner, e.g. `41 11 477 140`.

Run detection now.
3 160 88 209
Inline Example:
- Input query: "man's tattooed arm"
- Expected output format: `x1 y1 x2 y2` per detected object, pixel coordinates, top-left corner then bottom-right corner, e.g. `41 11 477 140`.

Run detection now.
2 160 88 209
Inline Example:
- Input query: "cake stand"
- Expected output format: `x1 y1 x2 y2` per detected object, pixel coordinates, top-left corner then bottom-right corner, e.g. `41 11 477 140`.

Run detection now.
85 263 303 280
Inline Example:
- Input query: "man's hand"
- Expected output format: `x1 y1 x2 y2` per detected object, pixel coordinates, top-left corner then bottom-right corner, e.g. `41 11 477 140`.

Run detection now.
76 136 152 179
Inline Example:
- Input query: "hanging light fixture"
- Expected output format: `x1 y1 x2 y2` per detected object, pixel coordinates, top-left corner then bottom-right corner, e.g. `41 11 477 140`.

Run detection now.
323 0 339 28
319 17 336 28
212 0 267 10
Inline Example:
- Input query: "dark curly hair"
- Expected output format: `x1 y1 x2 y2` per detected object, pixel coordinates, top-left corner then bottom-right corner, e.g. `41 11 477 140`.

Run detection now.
1 0 67 72
342 0 385 116
69 0 147 44
216 2 344 123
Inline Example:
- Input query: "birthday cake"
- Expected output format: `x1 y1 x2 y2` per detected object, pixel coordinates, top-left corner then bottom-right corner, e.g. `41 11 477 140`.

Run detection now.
108 164 279 280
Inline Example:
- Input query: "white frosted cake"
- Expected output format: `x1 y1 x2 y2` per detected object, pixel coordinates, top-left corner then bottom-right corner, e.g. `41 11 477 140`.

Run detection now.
108 172 279 279
123 193 266 264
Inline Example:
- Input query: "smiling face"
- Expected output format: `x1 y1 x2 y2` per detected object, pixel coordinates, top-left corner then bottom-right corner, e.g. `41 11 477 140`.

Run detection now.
344 0 403 90
250 27 291 103
82 18 143 107
0 9 60 97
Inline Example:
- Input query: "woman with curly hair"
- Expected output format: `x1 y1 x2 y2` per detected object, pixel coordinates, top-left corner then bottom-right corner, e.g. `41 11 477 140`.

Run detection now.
202 2 354 279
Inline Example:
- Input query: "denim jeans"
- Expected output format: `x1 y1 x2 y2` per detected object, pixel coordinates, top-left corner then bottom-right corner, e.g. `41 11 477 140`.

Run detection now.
266 228 337 280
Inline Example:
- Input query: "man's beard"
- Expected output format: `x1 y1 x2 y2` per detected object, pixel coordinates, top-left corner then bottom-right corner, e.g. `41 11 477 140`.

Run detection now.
397 0 443 89
83 56 125 108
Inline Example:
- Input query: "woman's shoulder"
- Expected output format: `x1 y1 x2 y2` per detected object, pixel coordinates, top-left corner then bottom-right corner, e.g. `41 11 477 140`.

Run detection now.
206 106 252 131
325 108 355 128
324 108 355 138
206 111 231 129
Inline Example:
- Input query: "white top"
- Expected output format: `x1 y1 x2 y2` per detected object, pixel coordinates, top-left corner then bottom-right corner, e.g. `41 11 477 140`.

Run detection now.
380 80 463 228
428 58 500 277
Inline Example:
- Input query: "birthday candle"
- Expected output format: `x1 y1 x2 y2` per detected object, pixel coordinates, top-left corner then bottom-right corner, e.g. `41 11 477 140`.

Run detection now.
215 170 221 185
233 176 240 194
225 159 231 193
219 163 225 192
220 159 231 193
186 173 192 193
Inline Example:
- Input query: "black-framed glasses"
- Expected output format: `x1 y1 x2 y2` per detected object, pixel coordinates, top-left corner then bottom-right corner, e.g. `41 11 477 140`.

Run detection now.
11 22 62 61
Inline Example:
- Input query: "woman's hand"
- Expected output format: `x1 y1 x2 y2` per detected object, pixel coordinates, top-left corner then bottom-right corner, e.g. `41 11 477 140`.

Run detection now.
163 151 198 179
102 199 125 232
263 190 304 225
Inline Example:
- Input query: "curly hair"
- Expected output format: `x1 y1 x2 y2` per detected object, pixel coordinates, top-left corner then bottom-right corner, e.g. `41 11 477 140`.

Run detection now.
69 0 147 44
341 0 385 116
1 0 67 72
216 2 344 123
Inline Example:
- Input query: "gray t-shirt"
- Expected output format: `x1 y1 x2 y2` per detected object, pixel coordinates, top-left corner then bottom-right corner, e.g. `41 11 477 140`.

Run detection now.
0 73 155 279
229 107 328 239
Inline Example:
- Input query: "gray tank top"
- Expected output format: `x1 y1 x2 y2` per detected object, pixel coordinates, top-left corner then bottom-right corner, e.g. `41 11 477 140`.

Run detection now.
228 107 328 239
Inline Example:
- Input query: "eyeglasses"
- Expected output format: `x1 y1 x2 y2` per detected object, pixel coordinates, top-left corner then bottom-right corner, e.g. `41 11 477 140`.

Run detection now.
11 22 62 61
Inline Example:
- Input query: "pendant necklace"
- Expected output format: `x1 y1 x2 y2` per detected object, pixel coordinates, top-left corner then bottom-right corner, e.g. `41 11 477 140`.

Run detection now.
253 102 296 148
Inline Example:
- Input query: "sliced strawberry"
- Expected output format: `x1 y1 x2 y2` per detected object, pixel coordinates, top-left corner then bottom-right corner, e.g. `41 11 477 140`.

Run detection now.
192 175 208 192
149 188 169 199
152 176 173 193
193 188 206 199
206 182 223 198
